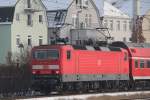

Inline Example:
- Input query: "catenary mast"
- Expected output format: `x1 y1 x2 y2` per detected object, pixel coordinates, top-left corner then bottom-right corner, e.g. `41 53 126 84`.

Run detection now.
132 0 145 43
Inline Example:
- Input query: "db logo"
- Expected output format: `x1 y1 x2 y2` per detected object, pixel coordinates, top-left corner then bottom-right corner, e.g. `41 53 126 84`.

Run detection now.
97 60 102 66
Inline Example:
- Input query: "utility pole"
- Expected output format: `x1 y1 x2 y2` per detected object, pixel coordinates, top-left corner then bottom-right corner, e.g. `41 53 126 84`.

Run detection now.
132 0 145 43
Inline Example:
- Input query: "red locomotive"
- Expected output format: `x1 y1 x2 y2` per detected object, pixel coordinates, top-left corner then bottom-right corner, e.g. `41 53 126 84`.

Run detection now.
31 41 150 93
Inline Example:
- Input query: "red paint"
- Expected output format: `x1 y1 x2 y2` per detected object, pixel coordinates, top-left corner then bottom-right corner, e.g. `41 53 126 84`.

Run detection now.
31 45 129 77
128 47 150 79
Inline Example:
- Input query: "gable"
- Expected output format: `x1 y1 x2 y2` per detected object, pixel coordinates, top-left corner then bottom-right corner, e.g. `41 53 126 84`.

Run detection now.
94 0 129 18
107 0 150 17
46 0 101 28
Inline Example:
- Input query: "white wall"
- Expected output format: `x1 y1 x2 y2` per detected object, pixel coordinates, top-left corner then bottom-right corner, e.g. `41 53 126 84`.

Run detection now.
103 16 132 42
11 0 48 55
60 0 101 40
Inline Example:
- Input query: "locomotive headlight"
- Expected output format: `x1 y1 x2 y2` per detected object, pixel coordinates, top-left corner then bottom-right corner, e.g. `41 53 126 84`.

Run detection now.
55 70 60 74
32 71 36 74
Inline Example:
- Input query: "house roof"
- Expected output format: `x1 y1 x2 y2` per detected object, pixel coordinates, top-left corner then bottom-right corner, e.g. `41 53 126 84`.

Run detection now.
42 0 73 11
94 0 129 18
0 0 130 18
43 0 129 18
107 0 150 17
104 2 129 18
0 0 16 7
0 0 73 10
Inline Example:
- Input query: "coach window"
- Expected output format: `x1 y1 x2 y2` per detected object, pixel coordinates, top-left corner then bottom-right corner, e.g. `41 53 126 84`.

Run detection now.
147 60 150 68
67 50 71 60
140 60 145 68
135 60 138 68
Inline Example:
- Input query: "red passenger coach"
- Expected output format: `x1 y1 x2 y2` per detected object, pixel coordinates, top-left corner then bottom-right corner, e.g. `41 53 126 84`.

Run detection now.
111 42 150 81
31 44 129 92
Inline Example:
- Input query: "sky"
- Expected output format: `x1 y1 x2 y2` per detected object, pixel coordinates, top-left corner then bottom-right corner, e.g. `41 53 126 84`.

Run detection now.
0 0 150 17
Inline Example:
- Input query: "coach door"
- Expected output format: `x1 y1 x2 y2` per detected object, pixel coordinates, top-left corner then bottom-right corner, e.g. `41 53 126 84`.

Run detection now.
75 52 79 81
118 54 121 80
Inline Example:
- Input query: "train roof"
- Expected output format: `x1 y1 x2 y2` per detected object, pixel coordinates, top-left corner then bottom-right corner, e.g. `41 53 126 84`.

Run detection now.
34 44 122 52
72 45 122 52
111 41 150 49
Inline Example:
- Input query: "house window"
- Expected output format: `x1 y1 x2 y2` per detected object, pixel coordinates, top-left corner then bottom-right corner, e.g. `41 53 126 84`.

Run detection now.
89 14 92 27
72 14 77 28
28 35 32 46
39 36 43 45
84 0 88 5
16 35 20 46
129 21 132 31
39 15 43 23
110 20 113 30
27 14 32 26
85 14 88 27
104 20 108 28
80 22 85 29
123 21 127 31
76 0 78 4
76 0 82 5
16 13 20 21
117 21 120 31
123 37 126 42
83 0 88 8
27 0 31 8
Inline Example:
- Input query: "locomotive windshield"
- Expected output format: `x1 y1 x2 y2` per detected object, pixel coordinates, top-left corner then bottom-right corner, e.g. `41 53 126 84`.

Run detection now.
33 49 59 60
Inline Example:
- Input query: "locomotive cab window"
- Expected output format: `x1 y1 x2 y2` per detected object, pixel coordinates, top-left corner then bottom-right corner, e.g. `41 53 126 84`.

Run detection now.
140 60 145 68
67 50 71 60
147 60 150 68
135 60 138 68
33 49 59 60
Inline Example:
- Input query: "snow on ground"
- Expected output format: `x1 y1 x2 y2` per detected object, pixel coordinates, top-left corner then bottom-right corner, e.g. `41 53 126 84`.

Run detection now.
18 91 150 100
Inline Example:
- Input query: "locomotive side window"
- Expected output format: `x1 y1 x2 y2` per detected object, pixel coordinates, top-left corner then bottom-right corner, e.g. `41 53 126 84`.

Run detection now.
67 50 71 60
135 60 138 68
147 60 150 68
140 60 145 68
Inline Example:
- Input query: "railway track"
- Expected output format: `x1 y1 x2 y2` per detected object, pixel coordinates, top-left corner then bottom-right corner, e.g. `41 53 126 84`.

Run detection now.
14 91 150 100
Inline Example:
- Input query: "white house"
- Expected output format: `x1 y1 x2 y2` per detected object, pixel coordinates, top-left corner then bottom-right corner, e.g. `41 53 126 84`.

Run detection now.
43 0 132 44
42 0 105 45
95 0 132 42
107 0 150 43
0 0 48 64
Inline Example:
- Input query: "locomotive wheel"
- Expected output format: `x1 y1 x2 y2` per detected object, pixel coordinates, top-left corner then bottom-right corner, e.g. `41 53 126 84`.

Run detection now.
75 82 83 93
